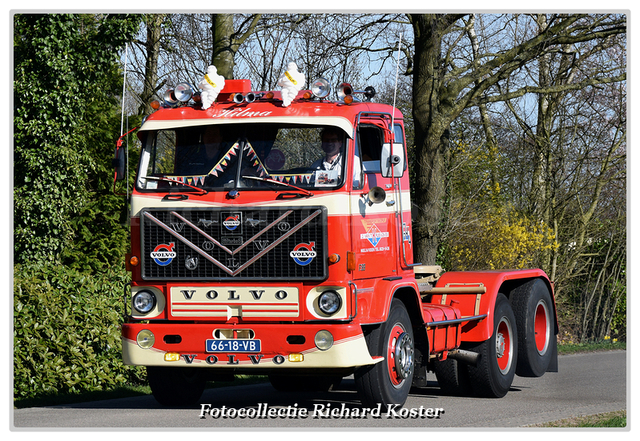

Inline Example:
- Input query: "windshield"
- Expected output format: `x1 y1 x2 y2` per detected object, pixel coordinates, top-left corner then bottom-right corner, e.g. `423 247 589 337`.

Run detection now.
136 123 347 192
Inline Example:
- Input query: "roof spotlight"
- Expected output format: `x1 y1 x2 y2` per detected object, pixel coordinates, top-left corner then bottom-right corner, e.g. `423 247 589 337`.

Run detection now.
310 78 331 99
174 83 194 103
163 89 178 106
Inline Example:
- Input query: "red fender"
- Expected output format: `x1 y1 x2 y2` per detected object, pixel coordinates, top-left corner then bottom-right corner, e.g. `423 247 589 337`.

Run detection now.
354 278 421 325
430 269 555 342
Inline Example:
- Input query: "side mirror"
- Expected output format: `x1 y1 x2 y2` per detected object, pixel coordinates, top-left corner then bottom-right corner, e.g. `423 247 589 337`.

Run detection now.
112 145 126 182
112 127 139 183
380 142 405 178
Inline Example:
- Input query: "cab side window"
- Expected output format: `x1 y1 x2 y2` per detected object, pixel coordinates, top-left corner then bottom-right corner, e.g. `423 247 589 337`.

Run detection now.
359 125 383 173
353 124 384 189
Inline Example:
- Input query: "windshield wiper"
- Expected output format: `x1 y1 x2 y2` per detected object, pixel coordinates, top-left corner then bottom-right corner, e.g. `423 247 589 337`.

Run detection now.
242 175 314 198
141 176 208 196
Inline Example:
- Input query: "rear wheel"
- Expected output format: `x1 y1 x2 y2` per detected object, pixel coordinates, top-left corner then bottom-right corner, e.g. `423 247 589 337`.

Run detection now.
467 294 518 398
511 279 555 377
432 357 472 396
355 299 415 407
147 366 206 406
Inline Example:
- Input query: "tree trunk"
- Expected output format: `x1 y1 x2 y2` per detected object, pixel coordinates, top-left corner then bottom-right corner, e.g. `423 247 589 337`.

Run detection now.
410 14 457 264
531 15 553 229
211 14 235 79
139 14 164 115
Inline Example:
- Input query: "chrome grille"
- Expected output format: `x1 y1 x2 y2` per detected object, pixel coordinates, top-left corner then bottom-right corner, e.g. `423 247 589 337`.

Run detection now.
140 207 327 281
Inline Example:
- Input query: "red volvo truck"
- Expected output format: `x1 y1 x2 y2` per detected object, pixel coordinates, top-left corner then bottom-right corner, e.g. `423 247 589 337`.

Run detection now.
115 71 558 407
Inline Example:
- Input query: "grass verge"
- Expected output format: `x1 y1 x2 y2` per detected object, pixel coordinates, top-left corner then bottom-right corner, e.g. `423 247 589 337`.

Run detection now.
558 340 625 355
533 410 626 428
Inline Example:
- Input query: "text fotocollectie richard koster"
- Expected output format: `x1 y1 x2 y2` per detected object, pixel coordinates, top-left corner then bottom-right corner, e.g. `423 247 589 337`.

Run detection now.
199 403 445 419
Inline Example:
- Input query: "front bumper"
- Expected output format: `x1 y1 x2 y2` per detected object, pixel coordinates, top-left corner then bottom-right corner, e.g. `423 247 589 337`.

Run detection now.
122 322 380 369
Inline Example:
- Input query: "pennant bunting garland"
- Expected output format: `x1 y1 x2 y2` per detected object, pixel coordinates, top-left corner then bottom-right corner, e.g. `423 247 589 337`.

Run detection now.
207 141 240 176
167 141 326 186
270 173 313 184
167 175 206 186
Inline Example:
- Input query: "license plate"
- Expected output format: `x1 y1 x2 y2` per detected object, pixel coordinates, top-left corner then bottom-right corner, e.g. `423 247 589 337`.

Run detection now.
205 339 261 353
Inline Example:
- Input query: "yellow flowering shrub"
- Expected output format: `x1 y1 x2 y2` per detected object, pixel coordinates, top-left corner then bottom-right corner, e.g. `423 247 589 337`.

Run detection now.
446 205 557 271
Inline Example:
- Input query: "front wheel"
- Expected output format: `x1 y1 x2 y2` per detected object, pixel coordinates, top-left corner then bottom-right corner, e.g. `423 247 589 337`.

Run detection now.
466 294 518 398
269 374 342 392
147 367 206 406
355 299 415 407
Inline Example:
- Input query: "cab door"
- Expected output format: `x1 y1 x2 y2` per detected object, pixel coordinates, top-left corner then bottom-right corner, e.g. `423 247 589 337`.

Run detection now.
350 121 399 280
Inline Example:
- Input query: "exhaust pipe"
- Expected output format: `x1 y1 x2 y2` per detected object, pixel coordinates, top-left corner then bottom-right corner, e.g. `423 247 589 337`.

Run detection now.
447 349 480 366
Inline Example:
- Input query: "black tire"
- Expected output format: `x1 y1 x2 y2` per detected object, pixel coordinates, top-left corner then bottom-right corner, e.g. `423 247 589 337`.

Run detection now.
268 374 342 392
466 294 518 398
355 299 415 407
432 357 472 396
511 278 555 377
147 366 206 406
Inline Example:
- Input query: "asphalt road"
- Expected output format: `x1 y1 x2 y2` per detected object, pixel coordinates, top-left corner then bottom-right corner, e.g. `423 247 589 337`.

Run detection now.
13 350 627 430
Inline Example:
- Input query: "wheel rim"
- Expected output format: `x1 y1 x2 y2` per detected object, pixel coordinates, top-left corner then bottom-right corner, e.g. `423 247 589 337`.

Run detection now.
496 317 514 374
534 300 551 355
386 323 414 387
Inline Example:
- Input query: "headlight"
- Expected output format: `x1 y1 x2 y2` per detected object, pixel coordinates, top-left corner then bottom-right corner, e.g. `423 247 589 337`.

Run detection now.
318 290 342 315
132 290 156 314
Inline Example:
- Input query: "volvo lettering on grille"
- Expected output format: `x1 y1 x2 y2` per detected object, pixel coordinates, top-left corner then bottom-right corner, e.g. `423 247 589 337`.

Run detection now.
170 286 299 318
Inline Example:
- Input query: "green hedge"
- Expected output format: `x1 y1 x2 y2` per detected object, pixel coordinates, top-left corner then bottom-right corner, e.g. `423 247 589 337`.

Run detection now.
13 263 145 400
